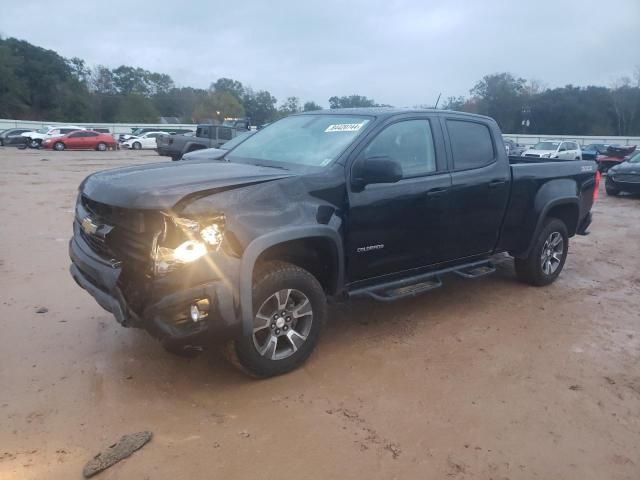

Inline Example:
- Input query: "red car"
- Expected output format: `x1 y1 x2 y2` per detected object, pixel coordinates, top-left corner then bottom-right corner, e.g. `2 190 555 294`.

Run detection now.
42 130 116 151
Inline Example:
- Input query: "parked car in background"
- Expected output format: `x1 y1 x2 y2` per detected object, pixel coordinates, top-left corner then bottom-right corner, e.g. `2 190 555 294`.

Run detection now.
180 130 256 161
119 128 194 143
503 138 527 156
122 131 168 150
0 128 31 146
156 124 238 160
42 130 116 151
581 143 610 160
595 145 637 172
605 150 640 195
21 125 86 148
521 140 582 160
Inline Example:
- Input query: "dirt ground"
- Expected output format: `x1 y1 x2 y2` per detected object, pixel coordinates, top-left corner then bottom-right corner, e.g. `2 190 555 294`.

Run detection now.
0 147 639 480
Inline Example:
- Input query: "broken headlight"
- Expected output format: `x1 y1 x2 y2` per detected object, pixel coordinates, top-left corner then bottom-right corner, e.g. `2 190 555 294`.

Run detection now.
154 215 225 275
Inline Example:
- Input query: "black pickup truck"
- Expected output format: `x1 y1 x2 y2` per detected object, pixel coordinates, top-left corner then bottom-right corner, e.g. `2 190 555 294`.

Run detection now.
156 124 238 161
69 109 599 377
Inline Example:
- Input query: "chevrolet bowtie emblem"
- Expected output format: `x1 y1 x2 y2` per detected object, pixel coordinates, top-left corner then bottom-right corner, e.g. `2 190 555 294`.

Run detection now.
81 217 98 235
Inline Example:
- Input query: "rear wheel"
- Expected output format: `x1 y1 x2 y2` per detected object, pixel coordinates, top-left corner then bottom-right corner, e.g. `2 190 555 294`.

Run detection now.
29 138 41 149
228 261 326 377
53 142 65 151
132 142 142 150
96 142 107 151
515 218 568 287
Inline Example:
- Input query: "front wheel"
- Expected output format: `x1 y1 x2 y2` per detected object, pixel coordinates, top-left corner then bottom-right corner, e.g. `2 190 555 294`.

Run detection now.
605 182 619 196
53 142 65 151
28 138 41 149
132 142 142 150
514 218 568 287
229 261 326 377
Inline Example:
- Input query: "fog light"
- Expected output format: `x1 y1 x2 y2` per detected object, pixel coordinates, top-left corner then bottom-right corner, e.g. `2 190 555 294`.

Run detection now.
189 299 210 322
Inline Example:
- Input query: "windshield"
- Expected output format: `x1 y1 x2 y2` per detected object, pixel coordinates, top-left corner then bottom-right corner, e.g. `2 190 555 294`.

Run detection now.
227 114 371 167
131 128 143 136
628 151 640 163
533 142 560 150
36 127 48 134
220 131 254 150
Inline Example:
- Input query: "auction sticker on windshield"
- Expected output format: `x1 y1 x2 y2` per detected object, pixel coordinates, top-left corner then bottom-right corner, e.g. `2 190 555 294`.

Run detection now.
325 123 365 133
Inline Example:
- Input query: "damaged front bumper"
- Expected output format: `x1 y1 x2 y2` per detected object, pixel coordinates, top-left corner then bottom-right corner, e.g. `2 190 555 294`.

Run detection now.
69 231 241 344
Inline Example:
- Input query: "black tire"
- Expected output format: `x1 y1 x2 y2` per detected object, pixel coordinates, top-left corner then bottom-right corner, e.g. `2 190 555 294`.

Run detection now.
514 218 569 287
605 182 619 196
29 138 41 149
171 155 181 161
132 142 142 150
96 142 107 151
53 142 65 151
229 261 326 378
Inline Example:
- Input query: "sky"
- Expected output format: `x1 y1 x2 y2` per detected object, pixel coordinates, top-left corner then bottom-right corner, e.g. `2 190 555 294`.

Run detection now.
1 0 639 107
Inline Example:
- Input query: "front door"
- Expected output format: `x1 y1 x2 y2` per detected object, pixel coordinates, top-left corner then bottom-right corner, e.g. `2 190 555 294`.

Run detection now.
346 116 451 283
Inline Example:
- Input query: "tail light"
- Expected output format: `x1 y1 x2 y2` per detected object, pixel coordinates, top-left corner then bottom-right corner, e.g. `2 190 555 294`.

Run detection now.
593 170 601 202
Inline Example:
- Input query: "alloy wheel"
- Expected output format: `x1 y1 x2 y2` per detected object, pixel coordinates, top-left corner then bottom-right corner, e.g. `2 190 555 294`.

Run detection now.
252 288 313 360
540 231 564 275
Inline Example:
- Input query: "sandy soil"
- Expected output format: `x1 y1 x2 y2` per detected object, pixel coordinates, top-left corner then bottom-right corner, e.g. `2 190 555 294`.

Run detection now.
0 147 639 480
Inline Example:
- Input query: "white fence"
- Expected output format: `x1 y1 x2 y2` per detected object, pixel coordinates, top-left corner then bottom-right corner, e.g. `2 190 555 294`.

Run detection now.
0 119 196 136
1 118 639 147
502 134 640 147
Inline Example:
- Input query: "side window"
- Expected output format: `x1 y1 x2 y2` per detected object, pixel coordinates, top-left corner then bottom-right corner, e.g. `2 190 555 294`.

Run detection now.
559 142 568 151
196 127 210 138
69 132 83 138
50 129 60 135
447 120 495 170
362 119 437 177
218 127 233 141
85 132 98 137
147 133 158 138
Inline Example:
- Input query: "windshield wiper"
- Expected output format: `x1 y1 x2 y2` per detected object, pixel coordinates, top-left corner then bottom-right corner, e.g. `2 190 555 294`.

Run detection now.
252 163 289 171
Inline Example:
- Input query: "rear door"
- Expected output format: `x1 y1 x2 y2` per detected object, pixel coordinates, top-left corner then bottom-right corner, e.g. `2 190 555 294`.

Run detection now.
83 131 99 149
441 117 510 261
65 131 85 149
217 127 233 147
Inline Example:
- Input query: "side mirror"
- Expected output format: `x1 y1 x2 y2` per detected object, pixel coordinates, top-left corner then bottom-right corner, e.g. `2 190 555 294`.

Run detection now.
352 156 403 189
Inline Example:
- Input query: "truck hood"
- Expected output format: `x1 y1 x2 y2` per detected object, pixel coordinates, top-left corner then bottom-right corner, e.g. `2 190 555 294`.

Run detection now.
81 160 297 210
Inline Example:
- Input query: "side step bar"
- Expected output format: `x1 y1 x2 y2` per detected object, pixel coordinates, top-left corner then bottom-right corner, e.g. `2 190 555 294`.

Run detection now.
349 259 495 302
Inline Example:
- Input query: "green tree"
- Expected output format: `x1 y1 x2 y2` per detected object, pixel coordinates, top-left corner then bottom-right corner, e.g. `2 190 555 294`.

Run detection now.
278 96 301 116
303 101 322 111
192 91 245 123
211 78 245 100
242 88 278 125
328 95 376 109
470 73 526 132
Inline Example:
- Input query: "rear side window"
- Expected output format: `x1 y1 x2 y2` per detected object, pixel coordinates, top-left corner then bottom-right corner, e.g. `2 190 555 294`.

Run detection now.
447 120 495 170
218 128 233 141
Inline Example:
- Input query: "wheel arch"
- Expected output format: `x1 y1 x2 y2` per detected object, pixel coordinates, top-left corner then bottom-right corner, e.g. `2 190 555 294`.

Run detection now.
239 227 344 336
522 197 579 258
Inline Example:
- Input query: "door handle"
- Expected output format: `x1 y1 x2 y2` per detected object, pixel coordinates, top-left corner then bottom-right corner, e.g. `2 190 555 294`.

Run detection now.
489 179 506 188
427 187 448 197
